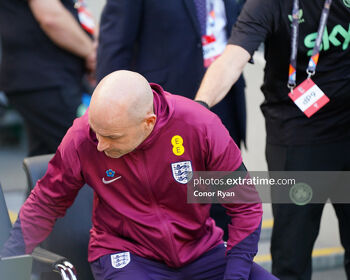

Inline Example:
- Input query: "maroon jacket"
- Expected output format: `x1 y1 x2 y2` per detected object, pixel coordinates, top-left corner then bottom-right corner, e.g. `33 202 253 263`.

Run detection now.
4 84 262 270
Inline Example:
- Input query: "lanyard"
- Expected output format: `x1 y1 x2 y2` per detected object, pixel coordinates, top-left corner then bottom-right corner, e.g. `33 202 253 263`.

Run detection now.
288 0 332 90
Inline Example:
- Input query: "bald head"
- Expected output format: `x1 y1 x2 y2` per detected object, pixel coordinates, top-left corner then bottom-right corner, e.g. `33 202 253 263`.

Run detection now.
89 70 154 129
88 71 157 158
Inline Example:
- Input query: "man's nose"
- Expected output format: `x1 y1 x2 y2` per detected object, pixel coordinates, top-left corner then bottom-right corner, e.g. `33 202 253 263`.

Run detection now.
97 138 109 152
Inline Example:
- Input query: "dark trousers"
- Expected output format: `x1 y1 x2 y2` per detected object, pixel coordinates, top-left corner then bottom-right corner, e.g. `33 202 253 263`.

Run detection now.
266 140 350 280
91 244 277 280
6 85 81 156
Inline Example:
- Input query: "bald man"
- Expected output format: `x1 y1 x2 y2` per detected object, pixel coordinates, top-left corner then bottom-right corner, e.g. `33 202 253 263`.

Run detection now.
1 71 276 280
88 71 156 159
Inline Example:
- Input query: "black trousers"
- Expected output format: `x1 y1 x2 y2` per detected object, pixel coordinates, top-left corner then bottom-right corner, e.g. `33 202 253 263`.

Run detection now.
266 140 350 280
7 85 81 156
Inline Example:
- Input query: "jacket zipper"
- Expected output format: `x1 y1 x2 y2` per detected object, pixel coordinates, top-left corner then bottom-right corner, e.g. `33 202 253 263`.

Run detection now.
141 151 180 267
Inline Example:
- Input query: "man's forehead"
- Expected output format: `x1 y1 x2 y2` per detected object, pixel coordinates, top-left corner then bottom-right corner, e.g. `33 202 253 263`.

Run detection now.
89 119 129 136
89 107 133 127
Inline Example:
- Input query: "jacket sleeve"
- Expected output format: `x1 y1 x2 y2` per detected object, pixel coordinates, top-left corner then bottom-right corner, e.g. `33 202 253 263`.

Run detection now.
223 201 262 280
1 130 85 256
205 114 263 280
97 0 143 81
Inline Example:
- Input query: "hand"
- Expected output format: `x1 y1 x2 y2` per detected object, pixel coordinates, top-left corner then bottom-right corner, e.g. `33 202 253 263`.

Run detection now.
85 40 97 74
85 39 97 86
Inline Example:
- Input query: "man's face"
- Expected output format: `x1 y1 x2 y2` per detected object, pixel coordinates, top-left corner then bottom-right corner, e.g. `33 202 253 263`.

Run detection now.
89 119 150 158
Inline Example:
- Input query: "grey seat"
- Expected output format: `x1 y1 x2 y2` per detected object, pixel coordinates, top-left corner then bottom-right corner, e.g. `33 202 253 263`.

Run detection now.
23 154 94 280
0 182 77 280
0 182 12 251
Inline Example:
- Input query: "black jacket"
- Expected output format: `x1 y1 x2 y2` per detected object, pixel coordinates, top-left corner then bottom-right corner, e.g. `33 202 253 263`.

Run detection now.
97 0 246 145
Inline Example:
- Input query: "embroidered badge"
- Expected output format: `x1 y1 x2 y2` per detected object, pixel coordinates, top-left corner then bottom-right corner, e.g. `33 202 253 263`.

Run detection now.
102 169 122 184
111 252 130 269
171 135 185 156
106 169 115 177
171 161 193 184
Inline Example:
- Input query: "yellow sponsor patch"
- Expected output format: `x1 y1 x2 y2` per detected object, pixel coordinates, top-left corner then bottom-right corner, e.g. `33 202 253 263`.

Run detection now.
171 135 185 156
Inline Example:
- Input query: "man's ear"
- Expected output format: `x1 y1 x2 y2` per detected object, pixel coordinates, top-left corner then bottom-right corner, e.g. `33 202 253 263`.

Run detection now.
144 113 157 128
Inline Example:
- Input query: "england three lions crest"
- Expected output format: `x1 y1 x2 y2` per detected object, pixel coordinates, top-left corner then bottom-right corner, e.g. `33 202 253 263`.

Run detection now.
111 252 130 269
171 161 193 184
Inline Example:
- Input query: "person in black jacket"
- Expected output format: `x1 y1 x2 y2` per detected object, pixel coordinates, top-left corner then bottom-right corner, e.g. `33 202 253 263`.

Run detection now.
195 0 350 279
0 0 97 156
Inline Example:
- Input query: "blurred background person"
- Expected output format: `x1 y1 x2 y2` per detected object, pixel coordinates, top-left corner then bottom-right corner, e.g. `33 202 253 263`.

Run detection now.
195 0 350 278
0 0 97 157
97 0 246 240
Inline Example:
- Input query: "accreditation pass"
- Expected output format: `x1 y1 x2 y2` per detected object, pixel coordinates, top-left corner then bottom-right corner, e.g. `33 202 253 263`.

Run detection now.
288 79 329 118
